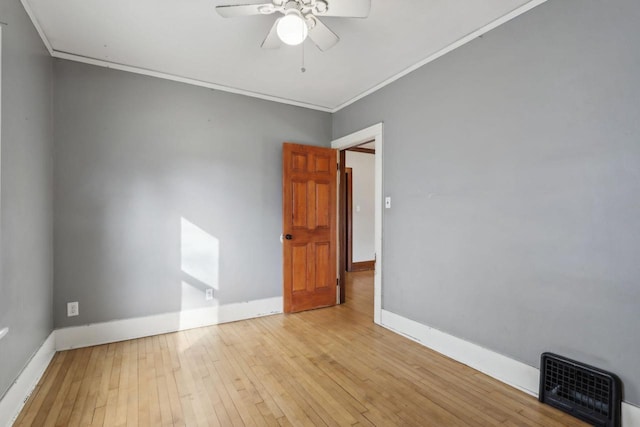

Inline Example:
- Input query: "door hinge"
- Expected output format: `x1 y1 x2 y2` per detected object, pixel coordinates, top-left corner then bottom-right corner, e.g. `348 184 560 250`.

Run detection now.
337 278 339 287
337 163 339 170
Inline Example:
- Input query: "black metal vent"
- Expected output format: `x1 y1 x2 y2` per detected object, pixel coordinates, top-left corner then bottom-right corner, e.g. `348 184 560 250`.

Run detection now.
539 353 622 427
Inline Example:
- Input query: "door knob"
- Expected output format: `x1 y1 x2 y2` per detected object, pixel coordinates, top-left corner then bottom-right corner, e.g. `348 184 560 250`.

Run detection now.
285 234 293 240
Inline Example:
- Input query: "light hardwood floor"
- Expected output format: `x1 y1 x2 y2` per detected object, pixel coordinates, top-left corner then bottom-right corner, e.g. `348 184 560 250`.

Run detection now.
15 271 586 426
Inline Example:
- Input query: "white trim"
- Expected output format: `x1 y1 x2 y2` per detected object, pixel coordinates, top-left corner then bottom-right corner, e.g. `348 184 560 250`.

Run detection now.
380 309 640 426
622 403 640 427
381 309 539 395
50 51 333 113
2 306 638 426
19 0 54 55
55 296 283 350
330 0 549 112
332 123 383 325
0 332 56 427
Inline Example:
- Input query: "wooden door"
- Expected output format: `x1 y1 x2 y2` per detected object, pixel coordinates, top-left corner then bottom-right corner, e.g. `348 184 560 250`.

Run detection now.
283 143 337 313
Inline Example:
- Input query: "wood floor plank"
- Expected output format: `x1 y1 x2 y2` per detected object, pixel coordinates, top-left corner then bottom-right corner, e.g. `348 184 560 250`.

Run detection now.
65 345 103 426
15 352 68 426
90 405 106 427
15 271 589 427
77 345 109 427
227 345 287 422
141 337 162 426
135 341 151 427
201 341 245 427
36 351 78 426
153 341 175 426
220 322 348 426
125 340 139 427
114 342 131 426
176 332 212 427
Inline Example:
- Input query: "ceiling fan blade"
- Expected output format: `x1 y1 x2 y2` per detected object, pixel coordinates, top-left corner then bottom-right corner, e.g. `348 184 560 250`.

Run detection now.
308 17 339 51
317 0 371 18
261 18 282 49
215 3 275 18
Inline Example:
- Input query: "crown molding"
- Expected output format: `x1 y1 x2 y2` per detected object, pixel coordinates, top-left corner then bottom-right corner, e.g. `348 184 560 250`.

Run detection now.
20 0 53 55
22 0 547 113
51 50 334 113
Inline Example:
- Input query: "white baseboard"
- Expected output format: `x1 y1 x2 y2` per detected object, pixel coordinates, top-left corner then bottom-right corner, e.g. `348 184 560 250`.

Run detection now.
0 332 56 427
380 309 640 427
380 310 539 395
623 402 640 427
56 297 283 350
3 305 637 426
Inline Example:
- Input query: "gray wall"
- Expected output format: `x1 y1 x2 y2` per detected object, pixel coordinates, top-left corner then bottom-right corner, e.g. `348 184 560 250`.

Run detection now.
333 0 640 405
0 0 54 399
53 60 331 328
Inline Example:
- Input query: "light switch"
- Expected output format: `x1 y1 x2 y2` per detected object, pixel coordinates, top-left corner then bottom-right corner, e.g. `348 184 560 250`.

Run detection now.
385 197 391 209
356 205 361 212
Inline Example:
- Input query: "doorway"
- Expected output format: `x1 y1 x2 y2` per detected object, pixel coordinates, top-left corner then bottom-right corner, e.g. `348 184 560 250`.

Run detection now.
344 144 376 273
332 123 383 325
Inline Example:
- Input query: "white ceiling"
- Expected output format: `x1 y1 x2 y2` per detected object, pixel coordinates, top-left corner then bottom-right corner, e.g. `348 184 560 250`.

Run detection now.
23 0 543 112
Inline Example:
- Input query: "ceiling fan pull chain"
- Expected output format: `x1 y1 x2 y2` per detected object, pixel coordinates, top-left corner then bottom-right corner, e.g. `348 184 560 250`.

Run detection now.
301 32 306 73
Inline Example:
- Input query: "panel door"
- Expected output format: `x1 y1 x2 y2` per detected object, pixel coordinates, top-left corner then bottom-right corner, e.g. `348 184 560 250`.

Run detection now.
282 143 337 313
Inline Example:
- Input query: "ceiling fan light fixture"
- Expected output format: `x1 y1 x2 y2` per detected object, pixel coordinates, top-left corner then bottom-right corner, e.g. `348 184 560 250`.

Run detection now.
276 11 308 45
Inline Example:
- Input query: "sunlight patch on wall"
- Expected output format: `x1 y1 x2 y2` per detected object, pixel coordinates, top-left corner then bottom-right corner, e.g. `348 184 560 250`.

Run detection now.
180 217 219 311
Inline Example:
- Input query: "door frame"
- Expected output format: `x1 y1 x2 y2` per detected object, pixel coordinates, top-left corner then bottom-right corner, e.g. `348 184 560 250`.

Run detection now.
345 167 353 273
332 123 383 325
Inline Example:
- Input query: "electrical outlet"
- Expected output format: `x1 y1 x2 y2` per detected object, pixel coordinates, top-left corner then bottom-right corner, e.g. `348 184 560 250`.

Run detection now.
205 289 214 301
67 301 79 317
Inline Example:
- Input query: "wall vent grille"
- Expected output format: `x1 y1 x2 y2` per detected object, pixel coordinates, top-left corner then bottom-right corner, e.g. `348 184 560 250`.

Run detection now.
539 353 622 427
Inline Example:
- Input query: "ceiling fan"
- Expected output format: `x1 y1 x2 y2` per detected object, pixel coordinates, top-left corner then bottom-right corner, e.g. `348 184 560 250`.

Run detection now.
215 0 371 51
